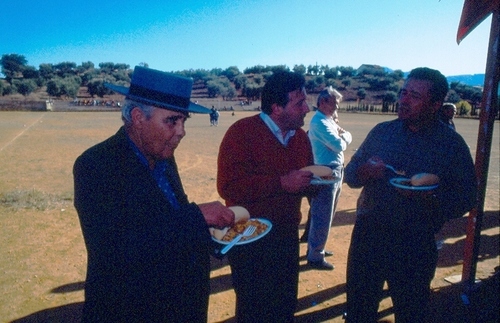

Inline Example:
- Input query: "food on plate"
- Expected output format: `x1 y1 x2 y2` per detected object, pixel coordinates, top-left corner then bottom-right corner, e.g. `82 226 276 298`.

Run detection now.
209 206 250 240
410 173 440 186
221 218 269 242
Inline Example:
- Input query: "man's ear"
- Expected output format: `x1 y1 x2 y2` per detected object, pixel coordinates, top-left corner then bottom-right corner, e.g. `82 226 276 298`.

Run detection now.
130 107 145 128
270 103 283 116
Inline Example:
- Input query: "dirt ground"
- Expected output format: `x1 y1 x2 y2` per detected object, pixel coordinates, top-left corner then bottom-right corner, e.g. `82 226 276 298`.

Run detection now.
0 110 498 323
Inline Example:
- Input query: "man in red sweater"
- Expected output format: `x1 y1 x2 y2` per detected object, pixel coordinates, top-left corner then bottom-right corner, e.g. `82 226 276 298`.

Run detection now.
217 71 315 322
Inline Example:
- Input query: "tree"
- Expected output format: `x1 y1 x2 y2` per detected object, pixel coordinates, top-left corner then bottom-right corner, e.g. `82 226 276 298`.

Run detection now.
307 64 319 75
87 79 112 98
221 86 236 100
243 82 263 101
382 91 398 112
222 66 240 81
206 80 224 97
80 61 95 70
15 79 37 96
305 79 316 92
39 64 55 80
270 65 289 74
233 74 248 90
357 88 367 102
389 69 405 80
46 79 61 97
338 66 355 78
59 76 81 98
2 84 16 95
252 74 264 85
446 90 461 103
244 65 266 74
456 100 472 116
341 78 351 89
54 62 77 77
314 75 325 88
0 54 28 83
366 76 392 91
22 66 39 79
210 68 223 76
293 64 306 75
45 76 79 98
324 67 340 79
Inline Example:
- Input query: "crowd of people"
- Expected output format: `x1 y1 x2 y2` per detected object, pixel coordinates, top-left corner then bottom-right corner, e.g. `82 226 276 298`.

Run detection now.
73 66 476 322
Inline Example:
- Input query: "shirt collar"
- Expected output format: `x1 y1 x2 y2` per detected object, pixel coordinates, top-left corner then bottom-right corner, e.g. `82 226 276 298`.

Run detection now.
127 133 167 172
259 112 296 146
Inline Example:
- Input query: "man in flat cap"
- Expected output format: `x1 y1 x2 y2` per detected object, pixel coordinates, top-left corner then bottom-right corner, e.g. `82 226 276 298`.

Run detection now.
73 66 234 322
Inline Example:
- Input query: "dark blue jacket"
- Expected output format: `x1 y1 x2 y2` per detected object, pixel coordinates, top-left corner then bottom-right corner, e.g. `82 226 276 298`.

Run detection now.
74 127 211 322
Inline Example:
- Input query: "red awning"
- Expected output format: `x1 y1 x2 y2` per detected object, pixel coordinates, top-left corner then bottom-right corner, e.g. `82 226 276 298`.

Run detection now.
457 0 499 43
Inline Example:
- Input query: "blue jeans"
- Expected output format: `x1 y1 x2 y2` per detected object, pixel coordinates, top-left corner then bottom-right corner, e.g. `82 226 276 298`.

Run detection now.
307 166 343 262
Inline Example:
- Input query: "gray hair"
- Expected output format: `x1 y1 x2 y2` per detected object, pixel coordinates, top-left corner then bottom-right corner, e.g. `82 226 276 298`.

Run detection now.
121 99 155 126
317 86 343 107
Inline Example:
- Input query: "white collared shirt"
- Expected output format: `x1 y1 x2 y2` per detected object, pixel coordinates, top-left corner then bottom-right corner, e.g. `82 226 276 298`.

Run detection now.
260 112 296 146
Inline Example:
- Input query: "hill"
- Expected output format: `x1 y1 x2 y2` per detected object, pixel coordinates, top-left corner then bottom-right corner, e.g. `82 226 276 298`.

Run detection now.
446 74 485 87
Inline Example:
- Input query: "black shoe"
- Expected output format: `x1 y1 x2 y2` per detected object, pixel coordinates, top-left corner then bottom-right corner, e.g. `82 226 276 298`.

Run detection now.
324 250 334 257
308 260 334 270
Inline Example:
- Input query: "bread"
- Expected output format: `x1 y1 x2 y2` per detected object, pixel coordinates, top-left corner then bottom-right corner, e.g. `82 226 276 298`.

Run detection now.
210 206 250 240
410 173 440 186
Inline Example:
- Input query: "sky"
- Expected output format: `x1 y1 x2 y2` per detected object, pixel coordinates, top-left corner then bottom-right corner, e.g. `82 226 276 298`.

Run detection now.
1 0 494 77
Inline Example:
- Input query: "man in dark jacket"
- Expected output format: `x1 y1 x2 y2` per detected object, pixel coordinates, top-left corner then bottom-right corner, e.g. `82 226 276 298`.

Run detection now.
73 66 234 322
343 67 476 323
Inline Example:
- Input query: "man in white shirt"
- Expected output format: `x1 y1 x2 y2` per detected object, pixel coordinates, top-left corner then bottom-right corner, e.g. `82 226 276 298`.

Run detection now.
306 86 352 270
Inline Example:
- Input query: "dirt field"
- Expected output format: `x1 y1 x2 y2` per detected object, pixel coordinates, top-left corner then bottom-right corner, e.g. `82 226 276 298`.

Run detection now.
0 110 498 323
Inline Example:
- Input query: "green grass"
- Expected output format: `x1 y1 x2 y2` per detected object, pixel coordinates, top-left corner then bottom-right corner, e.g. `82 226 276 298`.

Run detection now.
0 189 73 211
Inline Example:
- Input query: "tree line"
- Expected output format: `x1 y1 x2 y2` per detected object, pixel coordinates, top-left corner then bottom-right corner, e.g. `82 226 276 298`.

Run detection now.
0 53 484 115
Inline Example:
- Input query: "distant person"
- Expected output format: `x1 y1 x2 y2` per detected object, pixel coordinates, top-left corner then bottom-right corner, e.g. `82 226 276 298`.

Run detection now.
210 106 220 126
73 66 235 322
217 71 315 322
305 86 352 270
439 102 457 130
343 67 476 322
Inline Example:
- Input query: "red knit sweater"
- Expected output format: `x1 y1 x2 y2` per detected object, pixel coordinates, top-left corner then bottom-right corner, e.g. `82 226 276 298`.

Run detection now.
217 114 314 227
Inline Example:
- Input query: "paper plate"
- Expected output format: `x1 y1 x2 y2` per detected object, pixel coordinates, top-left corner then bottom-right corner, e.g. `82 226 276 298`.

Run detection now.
390 177 438 191
211 218 272 246
310 178 338 185
301 165 332 177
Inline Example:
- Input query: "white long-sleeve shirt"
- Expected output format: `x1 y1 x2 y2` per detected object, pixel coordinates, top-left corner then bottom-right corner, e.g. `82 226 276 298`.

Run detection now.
308 110 352 167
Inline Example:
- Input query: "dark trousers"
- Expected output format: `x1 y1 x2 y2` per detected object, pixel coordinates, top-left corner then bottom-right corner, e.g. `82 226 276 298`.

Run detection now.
228 225 299 323
345 219 438 323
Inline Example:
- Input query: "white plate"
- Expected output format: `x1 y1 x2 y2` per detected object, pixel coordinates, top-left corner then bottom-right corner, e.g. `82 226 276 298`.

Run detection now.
390 177 438 191
212 218 272 245
311 178 338 185
310 175 338 185
301 165 332 177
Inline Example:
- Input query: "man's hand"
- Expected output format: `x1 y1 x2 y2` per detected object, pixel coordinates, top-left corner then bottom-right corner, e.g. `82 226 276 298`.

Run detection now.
280 170 313 193
198 201 235 228
356 156 386 183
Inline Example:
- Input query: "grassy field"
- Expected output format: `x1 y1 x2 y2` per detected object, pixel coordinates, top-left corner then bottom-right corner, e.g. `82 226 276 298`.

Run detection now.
0 110 498 322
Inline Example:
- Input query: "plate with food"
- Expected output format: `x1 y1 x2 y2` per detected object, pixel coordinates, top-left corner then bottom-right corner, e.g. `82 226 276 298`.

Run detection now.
211 218 272 245
390 173 439 191
301 165 337 185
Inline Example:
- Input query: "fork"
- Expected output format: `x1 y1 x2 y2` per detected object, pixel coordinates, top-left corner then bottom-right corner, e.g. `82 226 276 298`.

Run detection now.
383 164 406 176
369 160 406 176
221 225 257 254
